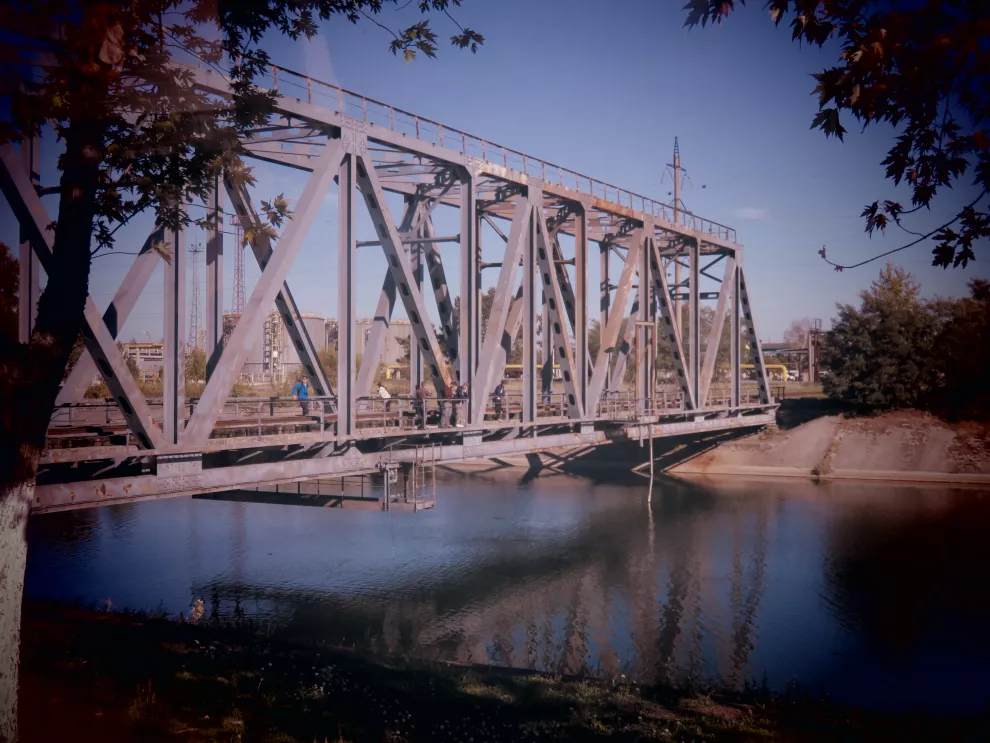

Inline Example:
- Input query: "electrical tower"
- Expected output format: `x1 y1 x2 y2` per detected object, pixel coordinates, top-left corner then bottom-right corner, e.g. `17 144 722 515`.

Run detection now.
232 220 246 314
188 240 203 350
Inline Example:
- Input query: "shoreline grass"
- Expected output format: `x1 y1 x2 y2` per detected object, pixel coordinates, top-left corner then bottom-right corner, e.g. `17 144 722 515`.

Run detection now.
19 601 990 742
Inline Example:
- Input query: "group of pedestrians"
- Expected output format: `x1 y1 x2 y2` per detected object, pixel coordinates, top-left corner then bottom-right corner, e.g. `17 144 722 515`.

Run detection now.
292 373 537 425
437 381 469 428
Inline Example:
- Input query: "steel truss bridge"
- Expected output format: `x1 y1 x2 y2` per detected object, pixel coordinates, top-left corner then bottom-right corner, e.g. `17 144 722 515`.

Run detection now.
2 61 776 514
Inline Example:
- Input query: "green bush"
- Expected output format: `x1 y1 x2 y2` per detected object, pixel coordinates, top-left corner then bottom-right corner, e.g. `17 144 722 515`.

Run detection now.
822 265 989 418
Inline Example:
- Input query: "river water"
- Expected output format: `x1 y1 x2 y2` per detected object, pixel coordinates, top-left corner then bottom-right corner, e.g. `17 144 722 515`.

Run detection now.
25 472 990 714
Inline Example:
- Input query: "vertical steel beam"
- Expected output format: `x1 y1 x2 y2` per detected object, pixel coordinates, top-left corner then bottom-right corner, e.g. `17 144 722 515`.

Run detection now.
651 241 695 410
56 227 165 404
474 210 483 376
459 171 478 387
636 231 651 404
205 175 224 379
183 140 343 446
17 136 40 343
689 238 701 409
738 266 772 404
573 206 588 414
731 261 741 408
699 256 736 407
587 232 642 407
599 239 610 392
163 219 187 445
0 144 164 450
472 198 531 421
337 150 357 434
521 204 538 423
541 301 550 376
411 232 424 390
546 225 592 387
673 143 683 333
534 208 583 419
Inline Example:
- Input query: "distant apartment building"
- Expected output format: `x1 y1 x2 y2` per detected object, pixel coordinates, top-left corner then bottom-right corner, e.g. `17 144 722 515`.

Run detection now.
119 342 164 381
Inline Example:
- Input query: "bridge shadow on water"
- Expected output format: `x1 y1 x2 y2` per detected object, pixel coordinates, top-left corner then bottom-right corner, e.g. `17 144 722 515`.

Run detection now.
435 426 765 488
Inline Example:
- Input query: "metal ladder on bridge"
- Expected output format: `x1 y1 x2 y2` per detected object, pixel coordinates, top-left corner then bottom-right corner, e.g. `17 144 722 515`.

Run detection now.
410 442 437 511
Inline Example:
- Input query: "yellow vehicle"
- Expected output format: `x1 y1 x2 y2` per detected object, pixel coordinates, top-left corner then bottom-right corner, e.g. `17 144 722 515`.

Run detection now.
742 363 788 381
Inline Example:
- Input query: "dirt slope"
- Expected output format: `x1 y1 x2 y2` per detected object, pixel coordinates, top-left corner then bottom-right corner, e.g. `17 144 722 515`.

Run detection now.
672 409 990 480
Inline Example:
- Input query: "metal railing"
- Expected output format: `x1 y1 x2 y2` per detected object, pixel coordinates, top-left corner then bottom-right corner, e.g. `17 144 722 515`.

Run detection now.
213 60 737 243
46 382 777 450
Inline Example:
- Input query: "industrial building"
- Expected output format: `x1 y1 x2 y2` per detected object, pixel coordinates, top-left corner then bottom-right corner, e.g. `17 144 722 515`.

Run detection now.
355 318 411 367
219 312 411 383
119 342 164 381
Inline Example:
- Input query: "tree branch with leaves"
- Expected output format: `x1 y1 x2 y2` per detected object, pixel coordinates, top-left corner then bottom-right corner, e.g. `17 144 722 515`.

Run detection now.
685 0 989 270
0 2 482 739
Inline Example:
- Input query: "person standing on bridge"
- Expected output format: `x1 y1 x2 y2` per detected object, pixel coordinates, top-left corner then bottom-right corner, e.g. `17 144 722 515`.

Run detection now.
493 379 506 421
378 384 392 427
291 376 310 416
456 381 469 428
441 382 455 427
541 358 554 407
414 382 430 430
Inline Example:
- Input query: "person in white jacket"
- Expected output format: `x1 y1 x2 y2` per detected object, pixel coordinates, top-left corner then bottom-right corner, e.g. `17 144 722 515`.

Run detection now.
378 384 392 424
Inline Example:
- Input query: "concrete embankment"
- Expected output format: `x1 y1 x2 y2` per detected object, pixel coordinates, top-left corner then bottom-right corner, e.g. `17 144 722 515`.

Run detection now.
670 409 990 485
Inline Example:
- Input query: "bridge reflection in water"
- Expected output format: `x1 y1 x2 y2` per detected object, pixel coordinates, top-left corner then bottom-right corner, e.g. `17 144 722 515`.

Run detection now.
25 475 990 711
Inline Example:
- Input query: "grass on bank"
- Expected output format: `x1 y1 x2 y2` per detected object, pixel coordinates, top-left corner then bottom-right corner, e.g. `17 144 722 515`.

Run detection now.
19 602 990 743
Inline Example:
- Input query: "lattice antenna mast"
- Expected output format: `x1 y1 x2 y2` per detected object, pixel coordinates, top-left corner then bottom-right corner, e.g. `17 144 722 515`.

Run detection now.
665 138 686 330
662 137 691 214
189 239 203 350
232 220 246 314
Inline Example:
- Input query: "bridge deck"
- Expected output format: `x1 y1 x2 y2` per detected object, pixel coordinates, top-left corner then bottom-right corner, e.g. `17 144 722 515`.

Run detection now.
36 395 777 514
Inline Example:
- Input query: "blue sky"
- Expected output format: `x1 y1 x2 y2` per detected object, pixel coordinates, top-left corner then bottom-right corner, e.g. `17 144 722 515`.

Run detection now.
3 0 985 344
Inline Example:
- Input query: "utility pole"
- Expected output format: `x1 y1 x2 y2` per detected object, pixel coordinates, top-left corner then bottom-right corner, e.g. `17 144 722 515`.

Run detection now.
189 240 203 350
671 138 683 333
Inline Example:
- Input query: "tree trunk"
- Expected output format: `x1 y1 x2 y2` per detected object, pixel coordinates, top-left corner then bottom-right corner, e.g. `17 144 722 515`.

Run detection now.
0 102 106 743
0 477 34 743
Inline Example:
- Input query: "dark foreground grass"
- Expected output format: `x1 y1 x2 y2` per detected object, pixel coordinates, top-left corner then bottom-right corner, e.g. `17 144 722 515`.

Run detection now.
19 602 990 742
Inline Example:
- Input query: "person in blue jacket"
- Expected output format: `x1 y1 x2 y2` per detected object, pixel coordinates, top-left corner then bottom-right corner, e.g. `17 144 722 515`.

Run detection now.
291 375 310 415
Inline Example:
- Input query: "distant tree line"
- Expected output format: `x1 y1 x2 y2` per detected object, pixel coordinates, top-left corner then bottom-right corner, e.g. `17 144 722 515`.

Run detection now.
822 264 990 419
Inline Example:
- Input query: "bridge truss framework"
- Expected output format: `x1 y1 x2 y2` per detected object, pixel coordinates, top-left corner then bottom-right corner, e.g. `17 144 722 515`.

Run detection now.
1 61 775 514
